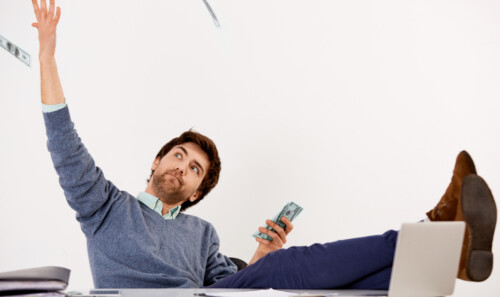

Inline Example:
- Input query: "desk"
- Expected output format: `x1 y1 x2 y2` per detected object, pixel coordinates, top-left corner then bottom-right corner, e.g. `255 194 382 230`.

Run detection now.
86 288 388 297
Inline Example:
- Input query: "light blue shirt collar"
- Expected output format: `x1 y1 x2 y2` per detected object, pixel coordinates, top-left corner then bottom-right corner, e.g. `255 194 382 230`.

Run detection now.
136 192 181 220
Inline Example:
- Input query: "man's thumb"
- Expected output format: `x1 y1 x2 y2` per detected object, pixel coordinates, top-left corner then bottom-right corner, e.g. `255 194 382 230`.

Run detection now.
32 23 39 28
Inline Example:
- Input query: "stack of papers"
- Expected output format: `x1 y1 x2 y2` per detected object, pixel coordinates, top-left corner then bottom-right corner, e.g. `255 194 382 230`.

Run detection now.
204 289 342 297
205 290 293 297
0 266 70 297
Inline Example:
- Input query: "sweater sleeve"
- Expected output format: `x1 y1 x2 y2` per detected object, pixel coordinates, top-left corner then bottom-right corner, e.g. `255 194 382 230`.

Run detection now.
203 227 238 286
43 105 120 236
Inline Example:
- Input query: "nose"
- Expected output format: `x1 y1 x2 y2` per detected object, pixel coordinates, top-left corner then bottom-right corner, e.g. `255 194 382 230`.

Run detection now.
175 167 185 175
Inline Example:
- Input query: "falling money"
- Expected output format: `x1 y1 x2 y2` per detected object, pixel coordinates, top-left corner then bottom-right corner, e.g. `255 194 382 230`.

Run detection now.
253 202 303 242
202 0 220 28
0 35 31 67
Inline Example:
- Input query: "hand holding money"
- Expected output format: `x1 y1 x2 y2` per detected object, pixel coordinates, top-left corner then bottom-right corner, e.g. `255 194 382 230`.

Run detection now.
31 0 61 60
252 201 303 242
256 217 294 246
248 202 303 265
248 217 294 265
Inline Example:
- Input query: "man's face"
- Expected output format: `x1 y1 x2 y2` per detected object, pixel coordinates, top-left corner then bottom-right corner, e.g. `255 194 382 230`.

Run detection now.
149 142 210 206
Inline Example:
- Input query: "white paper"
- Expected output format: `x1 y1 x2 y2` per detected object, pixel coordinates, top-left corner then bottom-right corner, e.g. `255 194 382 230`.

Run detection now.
206 289 293 297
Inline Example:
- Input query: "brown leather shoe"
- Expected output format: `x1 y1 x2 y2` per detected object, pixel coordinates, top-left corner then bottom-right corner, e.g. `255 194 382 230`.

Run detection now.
426 151 497 281
458 174 496 281
426 150 476 221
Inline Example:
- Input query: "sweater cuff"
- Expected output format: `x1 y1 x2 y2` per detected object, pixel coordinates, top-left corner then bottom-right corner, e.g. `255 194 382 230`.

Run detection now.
43 104 72 134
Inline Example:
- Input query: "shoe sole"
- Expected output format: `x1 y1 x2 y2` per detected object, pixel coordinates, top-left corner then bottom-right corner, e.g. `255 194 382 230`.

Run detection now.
461 174 497 281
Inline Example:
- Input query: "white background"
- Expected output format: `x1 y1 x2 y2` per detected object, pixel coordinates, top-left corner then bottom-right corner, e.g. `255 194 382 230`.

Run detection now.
1 0 499 296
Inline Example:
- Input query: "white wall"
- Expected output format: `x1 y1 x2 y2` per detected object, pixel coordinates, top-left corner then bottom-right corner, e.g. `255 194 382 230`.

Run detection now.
1 0 499 296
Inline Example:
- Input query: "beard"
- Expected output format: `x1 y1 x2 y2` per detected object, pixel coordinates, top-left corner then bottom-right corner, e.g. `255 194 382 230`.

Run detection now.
151 170 187 205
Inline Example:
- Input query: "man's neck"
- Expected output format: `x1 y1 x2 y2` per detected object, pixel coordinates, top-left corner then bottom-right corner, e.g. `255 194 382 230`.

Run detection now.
144 188 182 216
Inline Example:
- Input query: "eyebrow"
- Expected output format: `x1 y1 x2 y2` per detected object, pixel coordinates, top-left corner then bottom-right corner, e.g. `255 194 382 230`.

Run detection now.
177 146 205 175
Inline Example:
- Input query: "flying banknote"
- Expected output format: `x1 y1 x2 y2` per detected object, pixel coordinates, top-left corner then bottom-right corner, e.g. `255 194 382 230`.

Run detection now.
0 35 31 67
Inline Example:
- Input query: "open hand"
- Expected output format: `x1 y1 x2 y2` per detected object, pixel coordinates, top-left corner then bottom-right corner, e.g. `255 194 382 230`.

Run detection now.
31 0 61 59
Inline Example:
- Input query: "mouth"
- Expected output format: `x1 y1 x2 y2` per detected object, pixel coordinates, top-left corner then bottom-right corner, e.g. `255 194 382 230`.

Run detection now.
166 172 183 185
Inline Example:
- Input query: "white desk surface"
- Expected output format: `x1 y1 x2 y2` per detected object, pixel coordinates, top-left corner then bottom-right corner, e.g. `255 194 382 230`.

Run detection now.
85 288 388 297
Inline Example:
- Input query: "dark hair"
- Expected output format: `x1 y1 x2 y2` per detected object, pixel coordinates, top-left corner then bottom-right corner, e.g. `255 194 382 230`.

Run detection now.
148 129 221 211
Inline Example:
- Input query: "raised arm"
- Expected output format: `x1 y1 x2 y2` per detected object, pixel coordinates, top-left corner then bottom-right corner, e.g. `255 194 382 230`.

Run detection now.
32 0 64 105
32 0 121 237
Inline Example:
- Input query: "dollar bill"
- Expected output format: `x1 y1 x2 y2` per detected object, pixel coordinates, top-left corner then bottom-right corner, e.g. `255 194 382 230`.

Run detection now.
252 201 303 242
202 0 220 28
0 34 31 67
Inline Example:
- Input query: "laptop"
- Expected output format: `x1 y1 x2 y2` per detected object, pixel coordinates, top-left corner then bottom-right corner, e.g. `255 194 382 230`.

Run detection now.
386 221 465 297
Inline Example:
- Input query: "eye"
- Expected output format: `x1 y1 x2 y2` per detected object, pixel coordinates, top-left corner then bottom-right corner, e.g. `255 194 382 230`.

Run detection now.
192 166 199 174
175 153 181 159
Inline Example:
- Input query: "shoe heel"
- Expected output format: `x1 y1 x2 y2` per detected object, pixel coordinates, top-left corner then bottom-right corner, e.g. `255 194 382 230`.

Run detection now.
468 250 493 281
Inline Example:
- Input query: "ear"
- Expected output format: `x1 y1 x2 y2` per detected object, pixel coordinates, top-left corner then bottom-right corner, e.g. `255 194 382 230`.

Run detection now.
189 191 202 202
151 157 161 171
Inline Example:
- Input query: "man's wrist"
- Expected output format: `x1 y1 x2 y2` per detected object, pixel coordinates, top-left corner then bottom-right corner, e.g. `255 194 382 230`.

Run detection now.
259 246 272 255
254 247 268 258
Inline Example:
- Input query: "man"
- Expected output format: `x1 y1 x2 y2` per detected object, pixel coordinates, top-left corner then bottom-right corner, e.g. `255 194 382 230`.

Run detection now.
32 0 497 289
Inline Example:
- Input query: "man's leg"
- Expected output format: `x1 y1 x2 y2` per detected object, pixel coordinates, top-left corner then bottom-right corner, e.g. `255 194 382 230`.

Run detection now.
211 151 496 289
342 266 393 290
210 230 398 289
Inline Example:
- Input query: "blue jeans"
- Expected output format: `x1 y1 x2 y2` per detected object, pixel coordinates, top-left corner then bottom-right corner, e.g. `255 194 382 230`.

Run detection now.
210 230 398 289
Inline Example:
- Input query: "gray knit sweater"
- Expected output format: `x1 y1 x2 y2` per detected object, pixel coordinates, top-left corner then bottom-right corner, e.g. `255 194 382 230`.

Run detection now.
43 106 237 288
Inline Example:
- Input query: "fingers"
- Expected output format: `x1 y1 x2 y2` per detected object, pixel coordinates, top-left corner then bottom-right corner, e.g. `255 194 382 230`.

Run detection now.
255 218 295 251
54 7 61 26
265 219 287 244
32 23 39 28
32 0 40 19
256 228 283 247
255 237 270 245
259 225 284 246
48 0 55 19
281 217 294 235
32 0 61 27
34 0 57 20
40 0 47 15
